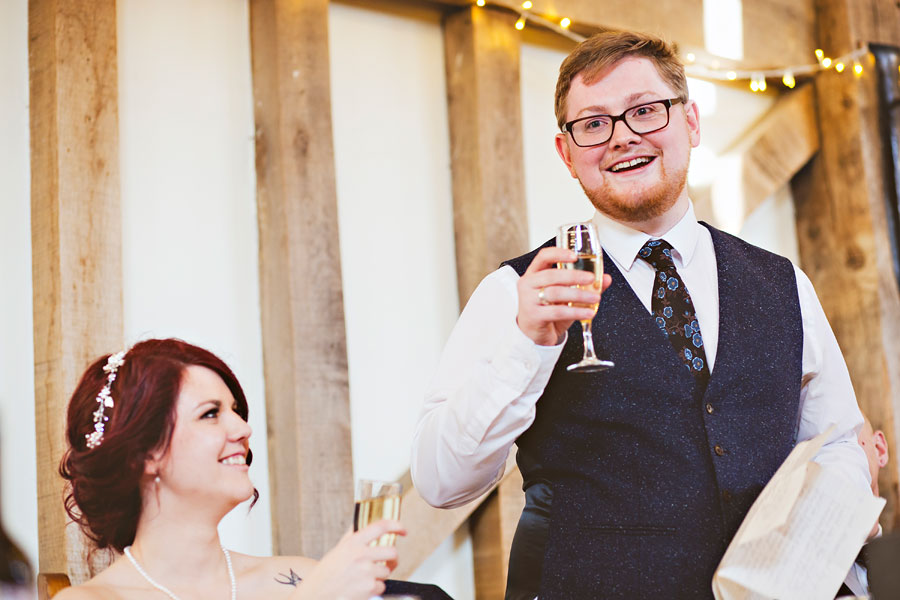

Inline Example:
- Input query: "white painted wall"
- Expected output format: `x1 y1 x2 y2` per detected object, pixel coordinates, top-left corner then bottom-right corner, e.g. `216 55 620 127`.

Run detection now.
327 3 474 597
116 0 272 555
0 0 798 596
0 0 38 572
521 41 594 246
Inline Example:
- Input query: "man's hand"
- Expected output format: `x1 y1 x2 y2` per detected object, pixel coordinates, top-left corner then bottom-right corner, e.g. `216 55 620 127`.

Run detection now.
516 247 612 346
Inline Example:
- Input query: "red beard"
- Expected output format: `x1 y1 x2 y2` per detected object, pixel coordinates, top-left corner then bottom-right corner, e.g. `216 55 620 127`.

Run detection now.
579 157 689 225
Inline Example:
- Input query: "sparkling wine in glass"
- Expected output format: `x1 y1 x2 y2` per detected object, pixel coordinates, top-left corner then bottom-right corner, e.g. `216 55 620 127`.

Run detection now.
353 479 402 547
557 221 615 372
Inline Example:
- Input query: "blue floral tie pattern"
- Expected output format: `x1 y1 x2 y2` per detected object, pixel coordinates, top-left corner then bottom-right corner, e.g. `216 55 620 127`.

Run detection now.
637 239 710 387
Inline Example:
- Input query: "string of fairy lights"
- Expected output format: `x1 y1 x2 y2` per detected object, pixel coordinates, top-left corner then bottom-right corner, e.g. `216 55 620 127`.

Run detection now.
473 0 881 92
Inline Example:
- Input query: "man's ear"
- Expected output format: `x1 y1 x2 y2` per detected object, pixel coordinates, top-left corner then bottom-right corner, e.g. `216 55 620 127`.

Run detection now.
684 99 701 148
874 430 889 468
555 133 579 178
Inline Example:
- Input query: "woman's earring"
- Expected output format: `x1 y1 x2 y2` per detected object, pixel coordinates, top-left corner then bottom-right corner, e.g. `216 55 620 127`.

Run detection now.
154 475 161 486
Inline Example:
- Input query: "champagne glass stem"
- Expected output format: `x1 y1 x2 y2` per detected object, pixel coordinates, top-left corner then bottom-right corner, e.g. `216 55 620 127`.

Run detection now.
580 321 598 361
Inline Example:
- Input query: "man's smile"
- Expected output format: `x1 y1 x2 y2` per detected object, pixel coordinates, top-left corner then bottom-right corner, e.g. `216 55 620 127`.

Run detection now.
607 155 656 173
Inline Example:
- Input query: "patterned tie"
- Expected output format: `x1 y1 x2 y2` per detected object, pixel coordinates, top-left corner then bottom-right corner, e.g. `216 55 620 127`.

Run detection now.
637 239 710 388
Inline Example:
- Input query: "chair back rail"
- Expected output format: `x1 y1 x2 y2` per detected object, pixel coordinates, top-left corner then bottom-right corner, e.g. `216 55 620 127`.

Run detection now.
37 572 71 599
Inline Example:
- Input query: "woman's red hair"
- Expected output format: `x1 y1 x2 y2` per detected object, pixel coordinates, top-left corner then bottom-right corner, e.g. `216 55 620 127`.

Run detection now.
59 338 257 552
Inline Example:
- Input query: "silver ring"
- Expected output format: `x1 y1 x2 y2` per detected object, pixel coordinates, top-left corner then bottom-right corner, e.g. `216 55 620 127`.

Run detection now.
538 287 548 305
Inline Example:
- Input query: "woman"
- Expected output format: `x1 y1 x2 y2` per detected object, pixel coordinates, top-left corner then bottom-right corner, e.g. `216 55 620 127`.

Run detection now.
56 338 404 599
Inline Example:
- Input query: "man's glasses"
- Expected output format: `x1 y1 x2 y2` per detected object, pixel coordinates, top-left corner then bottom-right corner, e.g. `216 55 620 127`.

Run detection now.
562 98 684 147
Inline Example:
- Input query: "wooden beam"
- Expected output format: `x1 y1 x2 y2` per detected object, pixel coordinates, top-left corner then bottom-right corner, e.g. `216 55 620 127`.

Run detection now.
443 6 529 594
415 0 816 68
28 0 122 583
394 452 518 579
792 0 900 531
710 84 819 231
469 463 525 599
250 0 353 558
444 5 529 304
842 0 900 48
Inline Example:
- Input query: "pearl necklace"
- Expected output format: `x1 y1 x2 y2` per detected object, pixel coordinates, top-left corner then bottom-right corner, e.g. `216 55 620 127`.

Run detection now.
124 544 236 600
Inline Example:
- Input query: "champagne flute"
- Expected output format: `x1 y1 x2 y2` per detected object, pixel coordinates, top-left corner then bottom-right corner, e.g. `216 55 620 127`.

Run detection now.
557 221 614 372
353 479 402 547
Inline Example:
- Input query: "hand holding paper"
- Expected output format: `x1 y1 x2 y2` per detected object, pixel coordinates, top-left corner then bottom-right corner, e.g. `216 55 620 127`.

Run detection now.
713 428 884 600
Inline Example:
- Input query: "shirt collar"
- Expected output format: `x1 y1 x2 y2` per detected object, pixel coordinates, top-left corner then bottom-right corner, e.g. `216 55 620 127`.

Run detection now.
591 202 702 271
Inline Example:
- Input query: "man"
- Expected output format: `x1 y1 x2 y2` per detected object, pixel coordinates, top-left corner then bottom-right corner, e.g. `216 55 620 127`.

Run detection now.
411 30 871 599
838 416 889 597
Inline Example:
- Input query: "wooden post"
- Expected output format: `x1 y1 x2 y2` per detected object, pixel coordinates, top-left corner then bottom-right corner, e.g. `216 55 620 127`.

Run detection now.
249 0 354 558
444 6 529 596
444 5 530 305
393 452 519 579
793 0 900 530
28 0 123 583
710 84 819 231
469 465 525 599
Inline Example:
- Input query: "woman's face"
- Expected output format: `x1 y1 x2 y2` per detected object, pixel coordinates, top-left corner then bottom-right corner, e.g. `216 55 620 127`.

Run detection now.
154 365 254 509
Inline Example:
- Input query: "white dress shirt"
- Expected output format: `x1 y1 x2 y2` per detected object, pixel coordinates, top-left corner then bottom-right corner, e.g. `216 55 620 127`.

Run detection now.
411 203 871 509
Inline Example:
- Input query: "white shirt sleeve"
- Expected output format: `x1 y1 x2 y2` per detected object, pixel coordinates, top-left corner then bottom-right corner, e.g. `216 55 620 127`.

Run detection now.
410 265 564 508
795 265 871 491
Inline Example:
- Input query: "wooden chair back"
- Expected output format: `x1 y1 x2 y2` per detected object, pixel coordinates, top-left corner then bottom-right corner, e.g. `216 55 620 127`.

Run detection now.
37 573 71 599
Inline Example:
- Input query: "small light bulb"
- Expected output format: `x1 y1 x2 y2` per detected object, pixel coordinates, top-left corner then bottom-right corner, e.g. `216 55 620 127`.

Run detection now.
726 71 737 80
559 17 571 28
822 57 832 68
476 0 485 5
854 61 863 76
782 72 795 88
758 78 766 91
815 49 824 61
522 0 532 8
686 53 696 63
835 62 845 72
750 80 759 92
515 16 526 30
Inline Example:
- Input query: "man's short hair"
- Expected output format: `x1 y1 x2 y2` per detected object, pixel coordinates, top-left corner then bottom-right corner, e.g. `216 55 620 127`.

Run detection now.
554 30 689 130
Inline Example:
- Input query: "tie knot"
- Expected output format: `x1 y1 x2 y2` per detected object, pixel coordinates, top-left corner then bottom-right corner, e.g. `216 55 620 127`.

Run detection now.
637 239 675 269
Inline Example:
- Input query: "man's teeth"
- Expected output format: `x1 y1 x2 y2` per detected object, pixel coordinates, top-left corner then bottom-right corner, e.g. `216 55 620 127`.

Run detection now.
610 157 651 172
220 455 246 466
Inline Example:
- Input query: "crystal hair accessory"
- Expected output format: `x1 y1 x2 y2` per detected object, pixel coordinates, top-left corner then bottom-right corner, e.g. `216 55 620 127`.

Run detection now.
85 350 127 449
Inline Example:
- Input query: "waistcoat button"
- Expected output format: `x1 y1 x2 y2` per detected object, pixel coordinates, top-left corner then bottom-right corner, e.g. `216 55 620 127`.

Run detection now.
714 445 725 456
706 403 714 414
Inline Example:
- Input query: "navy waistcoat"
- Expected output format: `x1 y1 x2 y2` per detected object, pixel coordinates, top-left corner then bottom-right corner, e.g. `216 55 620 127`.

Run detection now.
501 224 803 599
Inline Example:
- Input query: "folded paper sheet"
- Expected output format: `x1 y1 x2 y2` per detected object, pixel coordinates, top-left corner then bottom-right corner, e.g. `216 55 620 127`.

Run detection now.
712 429 885 600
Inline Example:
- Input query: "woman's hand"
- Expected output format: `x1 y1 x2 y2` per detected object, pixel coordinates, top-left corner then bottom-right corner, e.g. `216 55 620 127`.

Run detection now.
294 520 406 599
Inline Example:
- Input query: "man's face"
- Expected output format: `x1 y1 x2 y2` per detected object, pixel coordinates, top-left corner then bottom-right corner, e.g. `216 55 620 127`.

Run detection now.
555 57 700 229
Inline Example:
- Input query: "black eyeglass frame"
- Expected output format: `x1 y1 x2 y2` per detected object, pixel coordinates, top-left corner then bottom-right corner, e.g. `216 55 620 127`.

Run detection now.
562 98 685 148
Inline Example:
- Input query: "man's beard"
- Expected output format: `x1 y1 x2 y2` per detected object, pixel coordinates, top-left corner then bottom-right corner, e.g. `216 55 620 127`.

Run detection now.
579 157 689 225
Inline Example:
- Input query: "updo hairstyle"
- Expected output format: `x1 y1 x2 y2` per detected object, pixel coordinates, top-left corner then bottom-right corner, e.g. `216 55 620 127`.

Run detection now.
59 338 256 552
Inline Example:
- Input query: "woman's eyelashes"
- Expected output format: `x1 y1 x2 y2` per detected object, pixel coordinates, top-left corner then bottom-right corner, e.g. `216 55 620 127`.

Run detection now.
200 402 240 420
200 401 221 419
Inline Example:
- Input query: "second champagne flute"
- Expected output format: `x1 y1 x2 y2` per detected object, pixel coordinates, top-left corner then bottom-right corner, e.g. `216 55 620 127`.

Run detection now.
353 479 402 547
557 221 615 372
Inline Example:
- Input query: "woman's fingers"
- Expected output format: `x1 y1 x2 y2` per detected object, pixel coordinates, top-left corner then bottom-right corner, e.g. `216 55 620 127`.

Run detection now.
355 520 405 545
